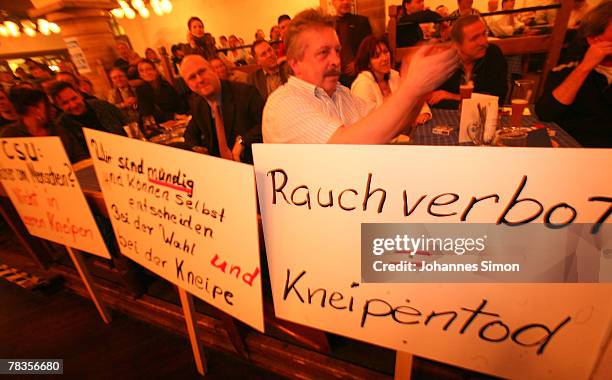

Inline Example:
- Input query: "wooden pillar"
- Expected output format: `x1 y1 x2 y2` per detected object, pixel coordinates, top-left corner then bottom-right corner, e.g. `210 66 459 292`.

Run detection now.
29 1 118 98
320 0 386 38
357 0 386 38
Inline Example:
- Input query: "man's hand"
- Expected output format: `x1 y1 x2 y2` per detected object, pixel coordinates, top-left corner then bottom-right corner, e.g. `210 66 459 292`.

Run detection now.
124 97 137 106
580 41 612 72
427 90 460 105
187 32 196 48
344 62 356 76
400 44 459 97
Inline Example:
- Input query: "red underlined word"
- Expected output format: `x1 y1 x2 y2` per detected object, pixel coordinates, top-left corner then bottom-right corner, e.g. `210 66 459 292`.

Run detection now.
148 178 193 195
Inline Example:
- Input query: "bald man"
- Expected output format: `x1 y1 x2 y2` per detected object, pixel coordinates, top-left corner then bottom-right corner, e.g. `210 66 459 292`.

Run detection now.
180 55 264 163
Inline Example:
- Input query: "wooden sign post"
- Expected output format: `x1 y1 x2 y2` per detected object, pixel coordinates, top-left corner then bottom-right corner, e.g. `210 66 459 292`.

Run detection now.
394 352 413 380
0 137 112 323
83 129 264 372
178 288 207 375
66 246 112 324
253 144 612 380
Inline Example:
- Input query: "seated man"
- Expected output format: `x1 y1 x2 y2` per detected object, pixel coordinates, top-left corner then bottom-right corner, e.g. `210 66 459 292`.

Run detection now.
49 81 127 163
107 68 139 122
488 0 525 38
536 1 612 148
428 15 507 108
247 40 289 100
397 0 443 47
263 8 457 144
180 55 263 163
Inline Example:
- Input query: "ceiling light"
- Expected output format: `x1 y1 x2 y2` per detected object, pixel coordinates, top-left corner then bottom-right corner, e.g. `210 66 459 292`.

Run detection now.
151 0 163 16
125 8 136 19
37 19 50 35
132 0 145 10
139 7 150 18
161 0 173 14
111 8 125 18
49 22 61 34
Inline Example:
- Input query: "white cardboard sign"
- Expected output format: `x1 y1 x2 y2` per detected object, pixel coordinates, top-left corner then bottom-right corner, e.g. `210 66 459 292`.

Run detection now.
253 144 612 379
0 137 110 258
84 129 264 331
64 37 92 74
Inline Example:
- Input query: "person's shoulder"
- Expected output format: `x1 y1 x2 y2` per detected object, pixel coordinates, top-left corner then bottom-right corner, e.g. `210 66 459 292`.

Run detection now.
349 13 370 25
351 71 375 88
246 68 264 81
264 79 307 108
134 82 150 94
224 79 258 95
411 10 442 22
355 13 369 21
486 43 504 57
54 112 70 126
88 98 118 111
336 83 361 103
0 122 28 138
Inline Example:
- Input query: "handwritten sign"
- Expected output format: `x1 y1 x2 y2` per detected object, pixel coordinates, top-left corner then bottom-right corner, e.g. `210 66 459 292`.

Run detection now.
253 144 612 379
64 37 91 74
84 129 264 331
0 137 110 258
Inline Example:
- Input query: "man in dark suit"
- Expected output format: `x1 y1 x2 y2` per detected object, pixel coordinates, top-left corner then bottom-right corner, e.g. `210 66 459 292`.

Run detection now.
180 55 263 164
428 15 507 109
333 0 372 87
397 0 443 47
247 40 289 100
49 81 127 163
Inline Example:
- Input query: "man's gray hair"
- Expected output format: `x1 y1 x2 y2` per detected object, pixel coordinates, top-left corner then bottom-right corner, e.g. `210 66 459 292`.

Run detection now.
285 8 336 61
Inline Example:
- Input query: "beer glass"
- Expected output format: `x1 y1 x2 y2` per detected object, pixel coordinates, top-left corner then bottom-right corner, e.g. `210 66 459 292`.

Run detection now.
510 79 534 130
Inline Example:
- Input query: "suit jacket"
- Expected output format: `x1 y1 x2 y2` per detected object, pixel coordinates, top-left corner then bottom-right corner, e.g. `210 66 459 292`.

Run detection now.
397 10 442 47
184 80 263 164
433 44 508 109
336 13 372 70
136 79 187 123
246 62 290 100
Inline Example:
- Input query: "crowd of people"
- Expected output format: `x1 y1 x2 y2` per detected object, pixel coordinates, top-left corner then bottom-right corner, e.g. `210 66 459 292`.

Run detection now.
0 0 609 166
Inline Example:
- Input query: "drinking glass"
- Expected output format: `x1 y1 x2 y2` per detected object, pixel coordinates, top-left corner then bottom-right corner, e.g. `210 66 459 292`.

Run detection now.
510 79 534 130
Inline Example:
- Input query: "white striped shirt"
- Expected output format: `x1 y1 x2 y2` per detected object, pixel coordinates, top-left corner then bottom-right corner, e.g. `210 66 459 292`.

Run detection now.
263 76 370 143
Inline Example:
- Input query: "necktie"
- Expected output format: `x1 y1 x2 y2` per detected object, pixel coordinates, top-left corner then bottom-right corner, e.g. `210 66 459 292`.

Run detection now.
211 102 233 160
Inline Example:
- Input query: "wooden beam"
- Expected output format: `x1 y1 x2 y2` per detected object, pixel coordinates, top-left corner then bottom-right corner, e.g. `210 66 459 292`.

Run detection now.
537 0 574 98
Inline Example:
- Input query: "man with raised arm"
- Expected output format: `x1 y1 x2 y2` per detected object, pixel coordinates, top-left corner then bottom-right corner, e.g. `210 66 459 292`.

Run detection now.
263 8 458 144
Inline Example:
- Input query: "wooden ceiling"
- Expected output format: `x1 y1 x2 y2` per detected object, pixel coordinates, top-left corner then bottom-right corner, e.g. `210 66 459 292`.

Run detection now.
0 1 34 17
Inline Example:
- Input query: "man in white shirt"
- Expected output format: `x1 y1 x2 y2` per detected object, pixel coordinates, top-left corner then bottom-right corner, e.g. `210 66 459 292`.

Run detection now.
263 8 458 144
488 0 525 37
